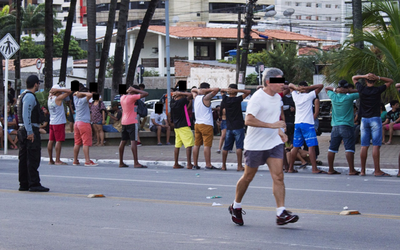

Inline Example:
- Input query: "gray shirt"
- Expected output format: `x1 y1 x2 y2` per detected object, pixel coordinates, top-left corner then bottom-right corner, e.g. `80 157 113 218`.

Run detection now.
48 96 66 125
73 96 91 123
22 93 40 135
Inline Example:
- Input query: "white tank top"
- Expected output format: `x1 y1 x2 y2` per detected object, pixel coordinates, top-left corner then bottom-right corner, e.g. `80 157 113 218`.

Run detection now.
48 96 66 125
194 95 213 126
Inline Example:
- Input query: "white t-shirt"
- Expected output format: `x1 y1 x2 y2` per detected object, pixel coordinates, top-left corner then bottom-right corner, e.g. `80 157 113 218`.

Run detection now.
292 90 316 125
244 89 284 151
149 112 167 128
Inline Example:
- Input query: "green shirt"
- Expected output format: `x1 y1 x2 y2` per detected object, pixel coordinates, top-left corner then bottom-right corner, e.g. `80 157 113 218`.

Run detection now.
327 91 359 127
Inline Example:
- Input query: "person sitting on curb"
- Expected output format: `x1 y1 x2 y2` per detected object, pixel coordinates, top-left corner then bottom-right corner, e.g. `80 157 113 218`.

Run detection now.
149 103 171 145
382 100 400 145
102 101 122 133
47 85 72 165
325 80 360 175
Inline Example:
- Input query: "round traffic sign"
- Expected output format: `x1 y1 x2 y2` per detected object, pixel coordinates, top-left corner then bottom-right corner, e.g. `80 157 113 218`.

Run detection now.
36 58 42 70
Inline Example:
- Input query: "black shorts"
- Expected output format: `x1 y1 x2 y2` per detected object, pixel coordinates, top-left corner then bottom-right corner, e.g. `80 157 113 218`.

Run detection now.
67 113 75 123
121 123 138 141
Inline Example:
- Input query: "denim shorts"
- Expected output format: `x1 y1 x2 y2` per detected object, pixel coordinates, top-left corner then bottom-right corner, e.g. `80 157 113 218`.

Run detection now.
223 128 245 151
360 117 382 146
293 123 318 148
329 125 355 153
220 120 227 130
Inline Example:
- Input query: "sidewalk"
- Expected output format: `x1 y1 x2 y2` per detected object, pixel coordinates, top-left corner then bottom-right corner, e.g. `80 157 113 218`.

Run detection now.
1 133 399 175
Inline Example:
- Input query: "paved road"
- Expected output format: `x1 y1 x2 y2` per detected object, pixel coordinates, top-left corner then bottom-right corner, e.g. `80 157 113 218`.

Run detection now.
0 159 399 249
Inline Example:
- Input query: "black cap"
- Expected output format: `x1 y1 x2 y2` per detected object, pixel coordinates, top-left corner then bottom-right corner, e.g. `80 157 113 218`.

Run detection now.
228 83 238 89
338 80 349 88
199 82 210 89
26 75 40 85
298 81 308 87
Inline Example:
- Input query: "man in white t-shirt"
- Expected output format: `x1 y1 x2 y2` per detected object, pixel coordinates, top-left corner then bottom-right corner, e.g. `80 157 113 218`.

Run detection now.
287 81 325 174
229 68 299 227
149 107 171 145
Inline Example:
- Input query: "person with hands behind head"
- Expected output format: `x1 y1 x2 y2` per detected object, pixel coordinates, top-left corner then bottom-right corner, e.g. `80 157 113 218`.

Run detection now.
47 85 72 165
17 75 49 192
352 73 393 176
118 86 148 168
72 88 97 166
191 83 220 170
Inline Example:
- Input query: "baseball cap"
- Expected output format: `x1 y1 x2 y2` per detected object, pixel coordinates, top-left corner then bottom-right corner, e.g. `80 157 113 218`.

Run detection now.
26 75 40 85
338 80 349 88
228 84 238 89
298 81 308 87
199 82 210 89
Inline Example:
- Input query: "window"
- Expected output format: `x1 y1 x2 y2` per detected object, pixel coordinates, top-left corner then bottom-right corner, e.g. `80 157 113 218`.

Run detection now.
315 16 320 20
335 17 340 22
209 3 243 13
326 17 331 21
306 15 312 20
316 3 321 8
295 2 301 7
285 1 292 6
326 4 331 8
295 15 301 20
306 3 311 7
195 46 209 57
335 5 340 9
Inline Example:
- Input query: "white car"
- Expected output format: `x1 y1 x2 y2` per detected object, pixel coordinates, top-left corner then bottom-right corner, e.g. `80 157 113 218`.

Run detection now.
211 98 249 121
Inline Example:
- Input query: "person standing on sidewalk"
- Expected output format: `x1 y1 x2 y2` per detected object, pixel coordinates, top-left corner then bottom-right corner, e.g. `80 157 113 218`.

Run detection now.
191 82 220 170
170 90 195 169
72 88 97 166
229 68 299 226
325 80 360 175
17 75 49 192
352 73 393 176
47 85 72 165
287 81 325 174
220 84 251 171
118 86 148 168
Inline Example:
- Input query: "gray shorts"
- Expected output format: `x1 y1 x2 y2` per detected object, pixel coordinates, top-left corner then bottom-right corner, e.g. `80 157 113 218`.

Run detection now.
244 144 284 168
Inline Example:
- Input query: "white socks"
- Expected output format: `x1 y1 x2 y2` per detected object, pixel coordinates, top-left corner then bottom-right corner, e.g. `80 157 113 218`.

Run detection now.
277 207 286 216
233 201 242 209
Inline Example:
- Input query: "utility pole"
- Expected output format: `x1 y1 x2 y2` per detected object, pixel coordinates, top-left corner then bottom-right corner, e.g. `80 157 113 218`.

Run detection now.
352 0 364 49
15 0 21 95
238 0 257 85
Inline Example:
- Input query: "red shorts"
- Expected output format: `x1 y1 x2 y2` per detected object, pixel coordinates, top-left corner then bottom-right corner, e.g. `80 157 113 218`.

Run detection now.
49 124 66 142
74 121 92 146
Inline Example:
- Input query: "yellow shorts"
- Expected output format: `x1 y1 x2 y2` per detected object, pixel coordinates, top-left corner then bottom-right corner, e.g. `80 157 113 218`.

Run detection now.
194 124 214 147
174 127 195 148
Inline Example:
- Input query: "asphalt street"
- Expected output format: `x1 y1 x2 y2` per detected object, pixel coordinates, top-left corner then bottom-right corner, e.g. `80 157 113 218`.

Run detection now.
0 159 399 249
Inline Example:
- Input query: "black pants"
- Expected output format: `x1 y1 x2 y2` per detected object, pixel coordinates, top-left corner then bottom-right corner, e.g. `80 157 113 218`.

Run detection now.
18 127 42 188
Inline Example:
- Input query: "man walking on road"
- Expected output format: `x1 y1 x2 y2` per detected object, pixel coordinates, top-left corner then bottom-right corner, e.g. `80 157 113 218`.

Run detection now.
191 82 220 170
220 84 250 171
352 73 393 176
325 80 360 175
229 68 299 226
47 85 72 165
118 86 148 168
17 75 49 192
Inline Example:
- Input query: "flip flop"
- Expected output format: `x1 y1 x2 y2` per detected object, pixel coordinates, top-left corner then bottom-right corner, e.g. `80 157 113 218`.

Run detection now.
374 172 391 177
192 165 201 170
119 163 129 168
205 166 220 170
157 143 163 146
298 163 308 169
55 161 68 165
48 161 55 165
173 164 184 169
316 160 323 165
287 169 298 173
313 170 327 174
328 170 341 175
134 165 148 168
166 142 171 145
348 171 360 176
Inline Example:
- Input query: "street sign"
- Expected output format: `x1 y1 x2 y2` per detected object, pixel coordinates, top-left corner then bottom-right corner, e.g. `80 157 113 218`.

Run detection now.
36 58 42 70
0 33 20 59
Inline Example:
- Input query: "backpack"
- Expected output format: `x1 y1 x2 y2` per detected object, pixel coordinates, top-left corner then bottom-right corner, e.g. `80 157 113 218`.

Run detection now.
136 99 148 117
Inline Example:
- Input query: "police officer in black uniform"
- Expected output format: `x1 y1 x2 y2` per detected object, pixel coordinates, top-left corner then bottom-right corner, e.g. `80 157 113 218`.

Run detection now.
17 75 49 192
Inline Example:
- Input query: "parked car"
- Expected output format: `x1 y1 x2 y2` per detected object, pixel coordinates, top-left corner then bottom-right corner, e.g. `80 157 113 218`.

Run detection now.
211 99 249 121
317 99 332 135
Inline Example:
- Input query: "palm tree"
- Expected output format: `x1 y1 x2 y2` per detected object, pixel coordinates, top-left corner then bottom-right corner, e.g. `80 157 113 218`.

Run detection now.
111 0 130 98
98 0 117 98
86 0 96 84
44 0 54 90
324 0 400 102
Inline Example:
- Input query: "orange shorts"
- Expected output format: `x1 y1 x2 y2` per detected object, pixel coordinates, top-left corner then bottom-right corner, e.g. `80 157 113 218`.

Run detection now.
194 124 214 147
74 121 92 146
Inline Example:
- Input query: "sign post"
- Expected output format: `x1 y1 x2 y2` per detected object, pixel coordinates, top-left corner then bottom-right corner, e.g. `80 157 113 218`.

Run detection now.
0 33 20 154
36 58 42 79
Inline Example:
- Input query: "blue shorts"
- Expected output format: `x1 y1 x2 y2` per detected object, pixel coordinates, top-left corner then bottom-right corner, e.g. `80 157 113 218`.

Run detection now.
220 120 227 130
103 125 119 133
329 125 355 153
360 117 382 146
293 123 318 148
223 128 245 151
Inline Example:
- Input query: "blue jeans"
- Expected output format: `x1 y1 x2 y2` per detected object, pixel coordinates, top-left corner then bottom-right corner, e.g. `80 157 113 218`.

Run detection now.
223 128 245 151
329 125 355 153
103 125 119 133
360 117 382 146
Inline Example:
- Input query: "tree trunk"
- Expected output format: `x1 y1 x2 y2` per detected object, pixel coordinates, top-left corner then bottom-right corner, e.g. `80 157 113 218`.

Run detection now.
87 0 96 85
98 0 117 98
126 0 160 86
352 0 364 49
59 0 77 83
111 0 130 98
44 0 53 90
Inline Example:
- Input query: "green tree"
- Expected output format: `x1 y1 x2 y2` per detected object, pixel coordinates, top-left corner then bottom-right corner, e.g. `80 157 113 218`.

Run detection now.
53 30 87 59
20 36 44 58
